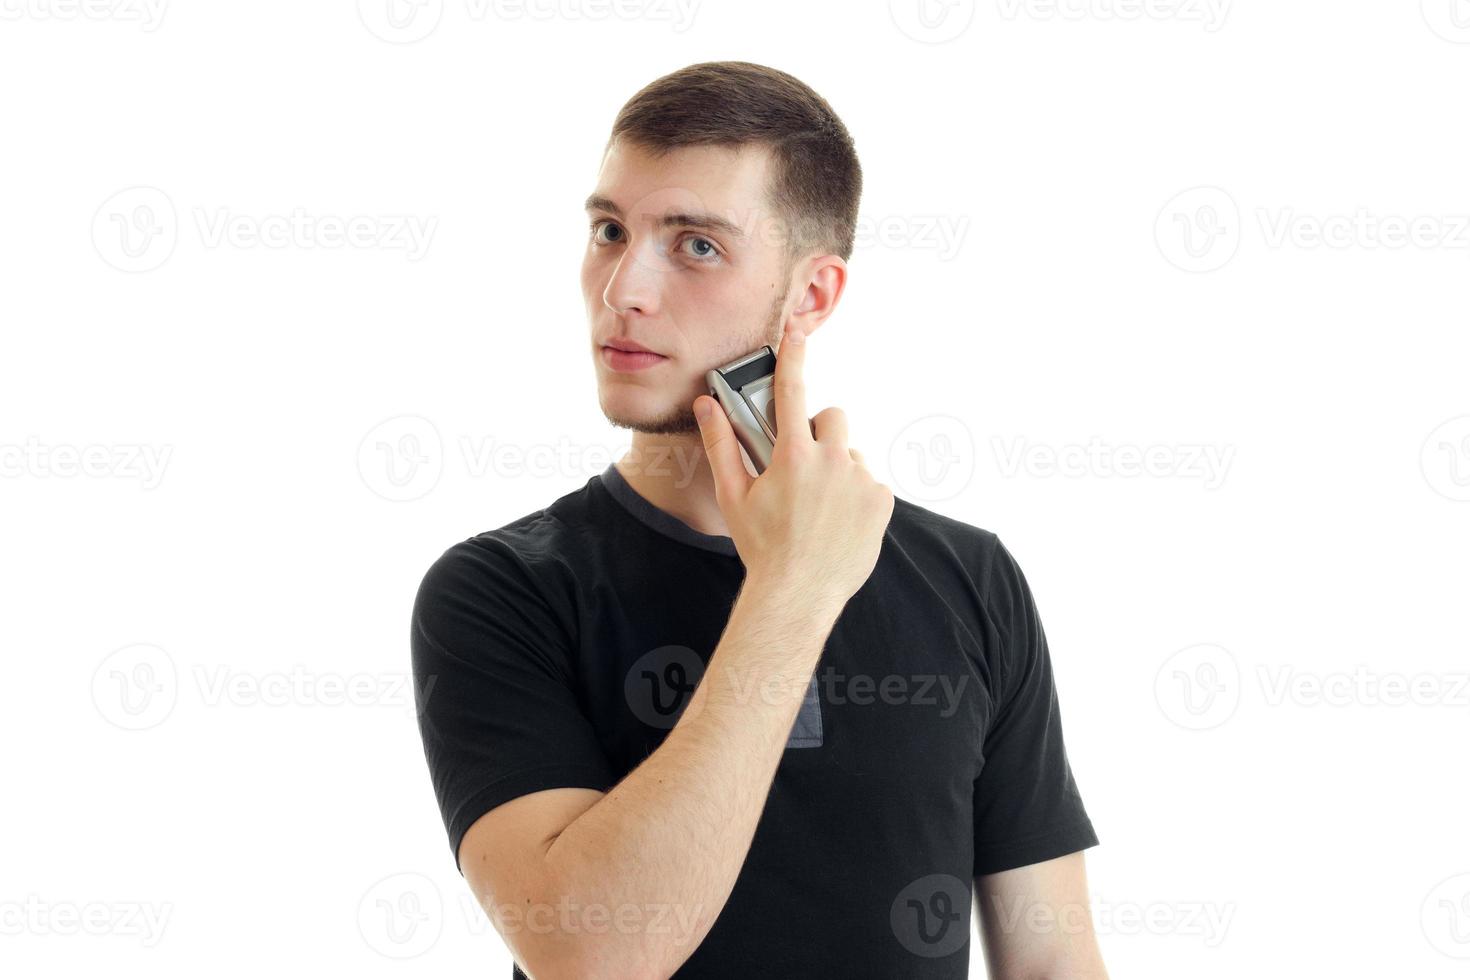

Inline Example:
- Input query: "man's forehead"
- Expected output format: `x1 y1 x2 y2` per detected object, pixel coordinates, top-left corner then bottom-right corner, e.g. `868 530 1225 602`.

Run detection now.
587 141 777 234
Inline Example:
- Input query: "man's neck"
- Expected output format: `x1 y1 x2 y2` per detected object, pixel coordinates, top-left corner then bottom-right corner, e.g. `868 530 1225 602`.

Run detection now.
615 430 734 540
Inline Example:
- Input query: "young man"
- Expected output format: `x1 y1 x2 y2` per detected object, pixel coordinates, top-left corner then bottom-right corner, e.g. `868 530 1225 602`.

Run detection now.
411 61 1107 979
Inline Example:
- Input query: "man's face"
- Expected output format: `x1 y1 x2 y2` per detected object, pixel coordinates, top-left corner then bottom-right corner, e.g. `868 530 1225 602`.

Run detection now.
582 139 797 435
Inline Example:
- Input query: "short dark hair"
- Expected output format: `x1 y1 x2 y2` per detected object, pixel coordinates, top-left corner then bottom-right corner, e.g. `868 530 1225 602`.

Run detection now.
606 61 863 266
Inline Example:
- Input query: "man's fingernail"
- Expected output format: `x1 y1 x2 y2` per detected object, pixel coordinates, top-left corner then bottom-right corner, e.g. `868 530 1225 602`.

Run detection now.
695 399 711 421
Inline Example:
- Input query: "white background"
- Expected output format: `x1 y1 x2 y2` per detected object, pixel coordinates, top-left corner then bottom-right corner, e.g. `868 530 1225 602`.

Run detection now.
3 1 1468 977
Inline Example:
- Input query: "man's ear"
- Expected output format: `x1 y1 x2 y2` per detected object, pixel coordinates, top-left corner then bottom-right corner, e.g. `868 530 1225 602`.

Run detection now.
787 255 847 340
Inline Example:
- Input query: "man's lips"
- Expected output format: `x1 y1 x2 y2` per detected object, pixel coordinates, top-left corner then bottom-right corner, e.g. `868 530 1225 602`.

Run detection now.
600 343 667 372
602 338 661 355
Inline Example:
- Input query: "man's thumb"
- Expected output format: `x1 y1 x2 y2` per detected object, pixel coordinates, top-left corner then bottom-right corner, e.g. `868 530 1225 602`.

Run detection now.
695 395 751 503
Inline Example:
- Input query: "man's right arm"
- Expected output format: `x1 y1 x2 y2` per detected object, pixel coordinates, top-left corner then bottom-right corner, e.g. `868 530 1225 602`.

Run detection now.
462 570 842 979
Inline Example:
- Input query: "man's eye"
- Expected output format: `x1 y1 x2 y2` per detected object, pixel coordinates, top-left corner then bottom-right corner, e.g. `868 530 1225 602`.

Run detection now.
589 219 624 245
680 236 721 262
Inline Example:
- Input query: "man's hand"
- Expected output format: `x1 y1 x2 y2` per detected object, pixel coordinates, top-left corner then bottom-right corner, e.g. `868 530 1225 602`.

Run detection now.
693 324 895 609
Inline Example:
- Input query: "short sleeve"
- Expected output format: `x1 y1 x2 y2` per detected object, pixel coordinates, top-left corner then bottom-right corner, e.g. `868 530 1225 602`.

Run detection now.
411 537 616 873
972 537 1098 876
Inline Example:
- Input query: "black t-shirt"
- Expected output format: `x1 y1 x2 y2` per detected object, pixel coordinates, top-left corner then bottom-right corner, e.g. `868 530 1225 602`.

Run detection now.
411 463 1098 979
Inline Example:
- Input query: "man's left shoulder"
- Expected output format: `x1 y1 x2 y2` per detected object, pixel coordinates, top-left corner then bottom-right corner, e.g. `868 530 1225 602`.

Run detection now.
882 494 1006 591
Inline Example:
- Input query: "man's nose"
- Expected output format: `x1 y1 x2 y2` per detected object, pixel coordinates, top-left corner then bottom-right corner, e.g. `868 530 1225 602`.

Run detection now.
601 241 666 316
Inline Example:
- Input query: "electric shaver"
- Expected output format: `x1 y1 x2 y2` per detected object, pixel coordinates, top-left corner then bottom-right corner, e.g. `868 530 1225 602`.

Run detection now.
705 346 781 474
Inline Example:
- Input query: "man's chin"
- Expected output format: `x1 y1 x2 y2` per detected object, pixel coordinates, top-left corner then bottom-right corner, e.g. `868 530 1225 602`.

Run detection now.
601 403 699 436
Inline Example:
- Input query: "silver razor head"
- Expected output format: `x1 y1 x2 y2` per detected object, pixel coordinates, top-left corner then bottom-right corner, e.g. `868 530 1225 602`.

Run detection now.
705 345 779 474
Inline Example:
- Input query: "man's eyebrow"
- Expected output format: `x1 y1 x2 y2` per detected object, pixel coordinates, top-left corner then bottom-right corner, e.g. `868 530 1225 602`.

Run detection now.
583 193 746 240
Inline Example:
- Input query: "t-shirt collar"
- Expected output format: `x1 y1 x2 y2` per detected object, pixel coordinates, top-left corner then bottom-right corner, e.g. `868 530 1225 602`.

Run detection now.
598 462 740 558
